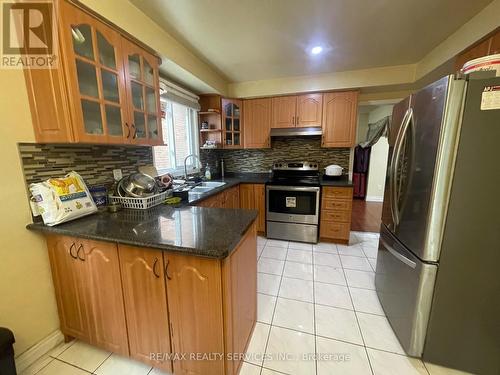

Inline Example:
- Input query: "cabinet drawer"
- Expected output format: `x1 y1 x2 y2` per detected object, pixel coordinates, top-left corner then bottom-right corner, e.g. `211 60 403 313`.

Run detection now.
322 198 352 211
322 187 353 200
320 221 350 240
322 210 351 223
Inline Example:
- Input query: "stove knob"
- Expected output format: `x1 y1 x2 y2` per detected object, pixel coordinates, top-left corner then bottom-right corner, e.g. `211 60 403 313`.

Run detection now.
309 164 313 168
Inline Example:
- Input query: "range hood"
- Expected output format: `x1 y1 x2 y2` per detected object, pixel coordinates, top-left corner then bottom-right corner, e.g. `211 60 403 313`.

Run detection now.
270 127 323 137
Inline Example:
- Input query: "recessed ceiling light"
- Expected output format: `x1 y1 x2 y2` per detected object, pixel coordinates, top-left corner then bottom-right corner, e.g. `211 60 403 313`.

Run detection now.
310 46 323 55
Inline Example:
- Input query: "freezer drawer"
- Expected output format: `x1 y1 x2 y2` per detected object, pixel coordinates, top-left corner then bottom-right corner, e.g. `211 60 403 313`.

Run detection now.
375 225 437 357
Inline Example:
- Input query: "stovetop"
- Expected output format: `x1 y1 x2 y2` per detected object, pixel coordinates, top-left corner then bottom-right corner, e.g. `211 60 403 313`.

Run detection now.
267 161 320 187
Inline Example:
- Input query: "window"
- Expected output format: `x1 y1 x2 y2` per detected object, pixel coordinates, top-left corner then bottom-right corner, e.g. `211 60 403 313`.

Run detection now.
153 99 199 176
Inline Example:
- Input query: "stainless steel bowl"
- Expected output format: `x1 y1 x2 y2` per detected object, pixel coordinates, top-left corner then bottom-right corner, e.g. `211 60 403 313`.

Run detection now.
122 173 157 198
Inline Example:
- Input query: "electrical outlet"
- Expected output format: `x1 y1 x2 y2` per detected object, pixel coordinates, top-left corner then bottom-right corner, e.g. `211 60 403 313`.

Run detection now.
113 169 123 181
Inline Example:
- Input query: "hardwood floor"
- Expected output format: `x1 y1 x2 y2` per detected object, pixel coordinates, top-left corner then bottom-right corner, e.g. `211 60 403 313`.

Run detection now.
351 199 383 232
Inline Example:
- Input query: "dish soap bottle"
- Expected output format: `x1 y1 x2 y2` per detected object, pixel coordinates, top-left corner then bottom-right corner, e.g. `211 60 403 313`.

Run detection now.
205 164 212 180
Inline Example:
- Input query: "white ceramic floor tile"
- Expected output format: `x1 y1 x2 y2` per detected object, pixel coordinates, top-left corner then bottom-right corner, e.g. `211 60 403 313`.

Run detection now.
344 269 376 289
286 249 313 264
261 368 285 375
266 239 289 248
314 264 347 285
350 287 385 315
283 261 313 280
368 348 428 375
316 336 372 375
279 277 314 303
257 273 281 296
36 359 90 375
257 236 268 246
362 246 379 259
315 282 353 310
349 233 362 245
315 304 363 345
19 354 54 375
95 353 151 375
148 367 173 375
313 242 338 253
368 258 377 272
257 245 264 259
48 340 76 358
337 244 366 257
239 361 262 375
424 362 474 375
356 312 405 354
313 252 342 267
246 322 271 366
264 326 316 375
261 246 288 260
288 242 313 251
258 293 277 324
57 340 110 372
258 258 285 275
340 255 372 271
273 298 314 334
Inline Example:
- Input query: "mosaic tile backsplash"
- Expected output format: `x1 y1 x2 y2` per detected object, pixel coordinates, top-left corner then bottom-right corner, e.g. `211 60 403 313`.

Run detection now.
19 143 153 187
201 136 351 175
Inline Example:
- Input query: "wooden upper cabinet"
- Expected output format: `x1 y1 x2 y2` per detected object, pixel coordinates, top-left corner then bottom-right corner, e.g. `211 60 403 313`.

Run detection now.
272 96 297 128
165 254 225 375
25 1 162 145
46 235 90 341
119 245 173 372
322 91 358 148
243 98 272 148
81 239 129 356
222 98 243 148
60 1 128 144
122 39 163 145
490 31 500 54
297 93 323 127
454 28 500 71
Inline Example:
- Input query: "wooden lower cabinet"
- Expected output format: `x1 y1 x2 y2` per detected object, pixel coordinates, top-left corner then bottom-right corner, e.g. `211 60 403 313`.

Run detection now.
196 185 240 209
45 224 257 375
320 187 353 244
47 236 128 355
119 246 173 372
239 184 266 234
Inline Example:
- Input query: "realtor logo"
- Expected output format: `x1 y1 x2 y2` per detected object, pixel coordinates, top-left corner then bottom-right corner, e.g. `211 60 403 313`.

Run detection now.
1 0 57 68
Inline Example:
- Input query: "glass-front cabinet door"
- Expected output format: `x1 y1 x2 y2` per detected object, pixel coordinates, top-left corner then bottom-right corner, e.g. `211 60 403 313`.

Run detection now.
122 39 163 145
61 2 127 143
222 99 242 149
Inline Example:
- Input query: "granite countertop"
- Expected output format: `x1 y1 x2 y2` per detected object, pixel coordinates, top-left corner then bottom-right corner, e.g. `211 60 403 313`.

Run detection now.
320 175 354 187
27 205 258 259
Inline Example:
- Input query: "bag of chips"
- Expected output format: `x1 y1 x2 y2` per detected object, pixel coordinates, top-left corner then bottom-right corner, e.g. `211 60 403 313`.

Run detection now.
29 171 97 226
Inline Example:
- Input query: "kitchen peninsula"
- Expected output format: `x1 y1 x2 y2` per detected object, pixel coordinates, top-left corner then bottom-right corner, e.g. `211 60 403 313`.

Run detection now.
27 203 258 375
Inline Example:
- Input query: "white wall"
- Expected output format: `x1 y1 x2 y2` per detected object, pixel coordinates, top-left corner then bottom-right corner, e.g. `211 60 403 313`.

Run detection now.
365 105 393 201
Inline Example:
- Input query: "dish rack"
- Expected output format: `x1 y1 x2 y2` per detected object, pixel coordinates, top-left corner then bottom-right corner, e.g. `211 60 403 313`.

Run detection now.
109 190 172 210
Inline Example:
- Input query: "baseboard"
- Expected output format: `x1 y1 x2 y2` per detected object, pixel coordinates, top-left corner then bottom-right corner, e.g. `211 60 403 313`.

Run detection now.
15 330 64 373
365 196 384 202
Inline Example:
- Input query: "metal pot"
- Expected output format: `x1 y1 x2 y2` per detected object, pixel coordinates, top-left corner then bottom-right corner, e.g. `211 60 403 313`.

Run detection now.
122 173 157 197
324 164 343 176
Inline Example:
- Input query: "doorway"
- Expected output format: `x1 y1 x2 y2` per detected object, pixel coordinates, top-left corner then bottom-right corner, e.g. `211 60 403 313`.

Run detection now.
350 104 393 232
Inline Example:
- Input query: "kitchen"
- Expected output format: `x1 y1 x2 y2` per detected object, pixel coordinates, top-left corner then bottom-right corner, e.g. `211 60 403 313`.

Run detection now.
0 1 499 375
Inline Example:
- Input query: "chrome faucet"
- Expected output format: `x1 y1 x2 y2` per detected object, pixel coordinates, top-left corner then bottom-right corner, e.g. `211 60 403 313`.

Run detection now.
184 153 202 180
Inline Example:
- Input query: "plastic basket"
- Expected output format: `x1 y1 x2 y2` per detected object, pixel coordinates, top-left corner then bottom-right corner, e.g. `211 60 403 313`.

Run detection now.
108 190 172 210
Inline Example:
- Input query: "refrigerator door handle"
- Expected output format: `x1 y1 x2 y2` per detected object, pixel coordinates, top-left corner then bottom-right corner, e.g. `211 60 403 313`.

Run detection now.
381 237 417 268
390 108 411 227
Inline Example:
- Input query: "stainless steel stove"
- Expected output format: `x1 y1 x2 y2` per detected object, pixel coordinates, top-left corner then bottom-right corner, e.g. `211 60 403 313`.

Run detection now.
266 161 320 243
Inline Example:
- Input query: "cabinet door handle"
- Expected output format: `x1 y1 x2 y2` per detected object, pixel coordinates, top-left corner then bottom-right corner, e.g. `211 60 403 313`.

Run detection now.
125 122 130 138
69 242 77 259
131 124 137 139
152 257 160 278
76 244 85 261
164 259 172 280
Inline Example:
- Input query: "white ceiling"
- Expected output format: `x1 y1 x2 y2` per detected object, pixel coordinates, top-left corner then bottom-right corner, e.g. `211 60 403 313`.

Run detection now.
130 0 493 83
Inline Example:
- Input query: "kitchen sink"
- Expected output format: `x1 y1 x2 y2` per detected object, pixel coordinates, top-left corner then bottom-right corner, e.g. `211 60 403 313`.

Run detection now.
188 181 227 195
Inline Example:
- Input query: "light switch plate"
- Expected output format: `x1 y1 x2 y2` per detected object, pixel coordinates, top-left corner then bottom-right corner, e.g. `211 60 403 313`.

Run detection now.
113 169 123 181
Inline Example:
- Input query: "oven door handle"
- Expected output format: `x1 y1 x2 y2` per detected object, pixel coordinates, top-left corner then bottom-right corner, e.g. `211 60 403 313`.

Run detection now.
266 185 320 193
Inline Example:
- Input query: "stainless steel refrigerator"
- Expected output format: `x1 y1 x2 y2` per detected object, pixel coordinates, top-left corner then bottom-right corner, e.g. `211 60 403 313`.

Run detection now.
375 73 500 375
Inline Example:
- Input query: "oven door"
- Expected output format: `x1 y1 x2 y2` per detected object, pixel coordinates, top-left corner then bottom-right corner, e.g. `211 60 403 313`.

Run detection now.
266 185 320 225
